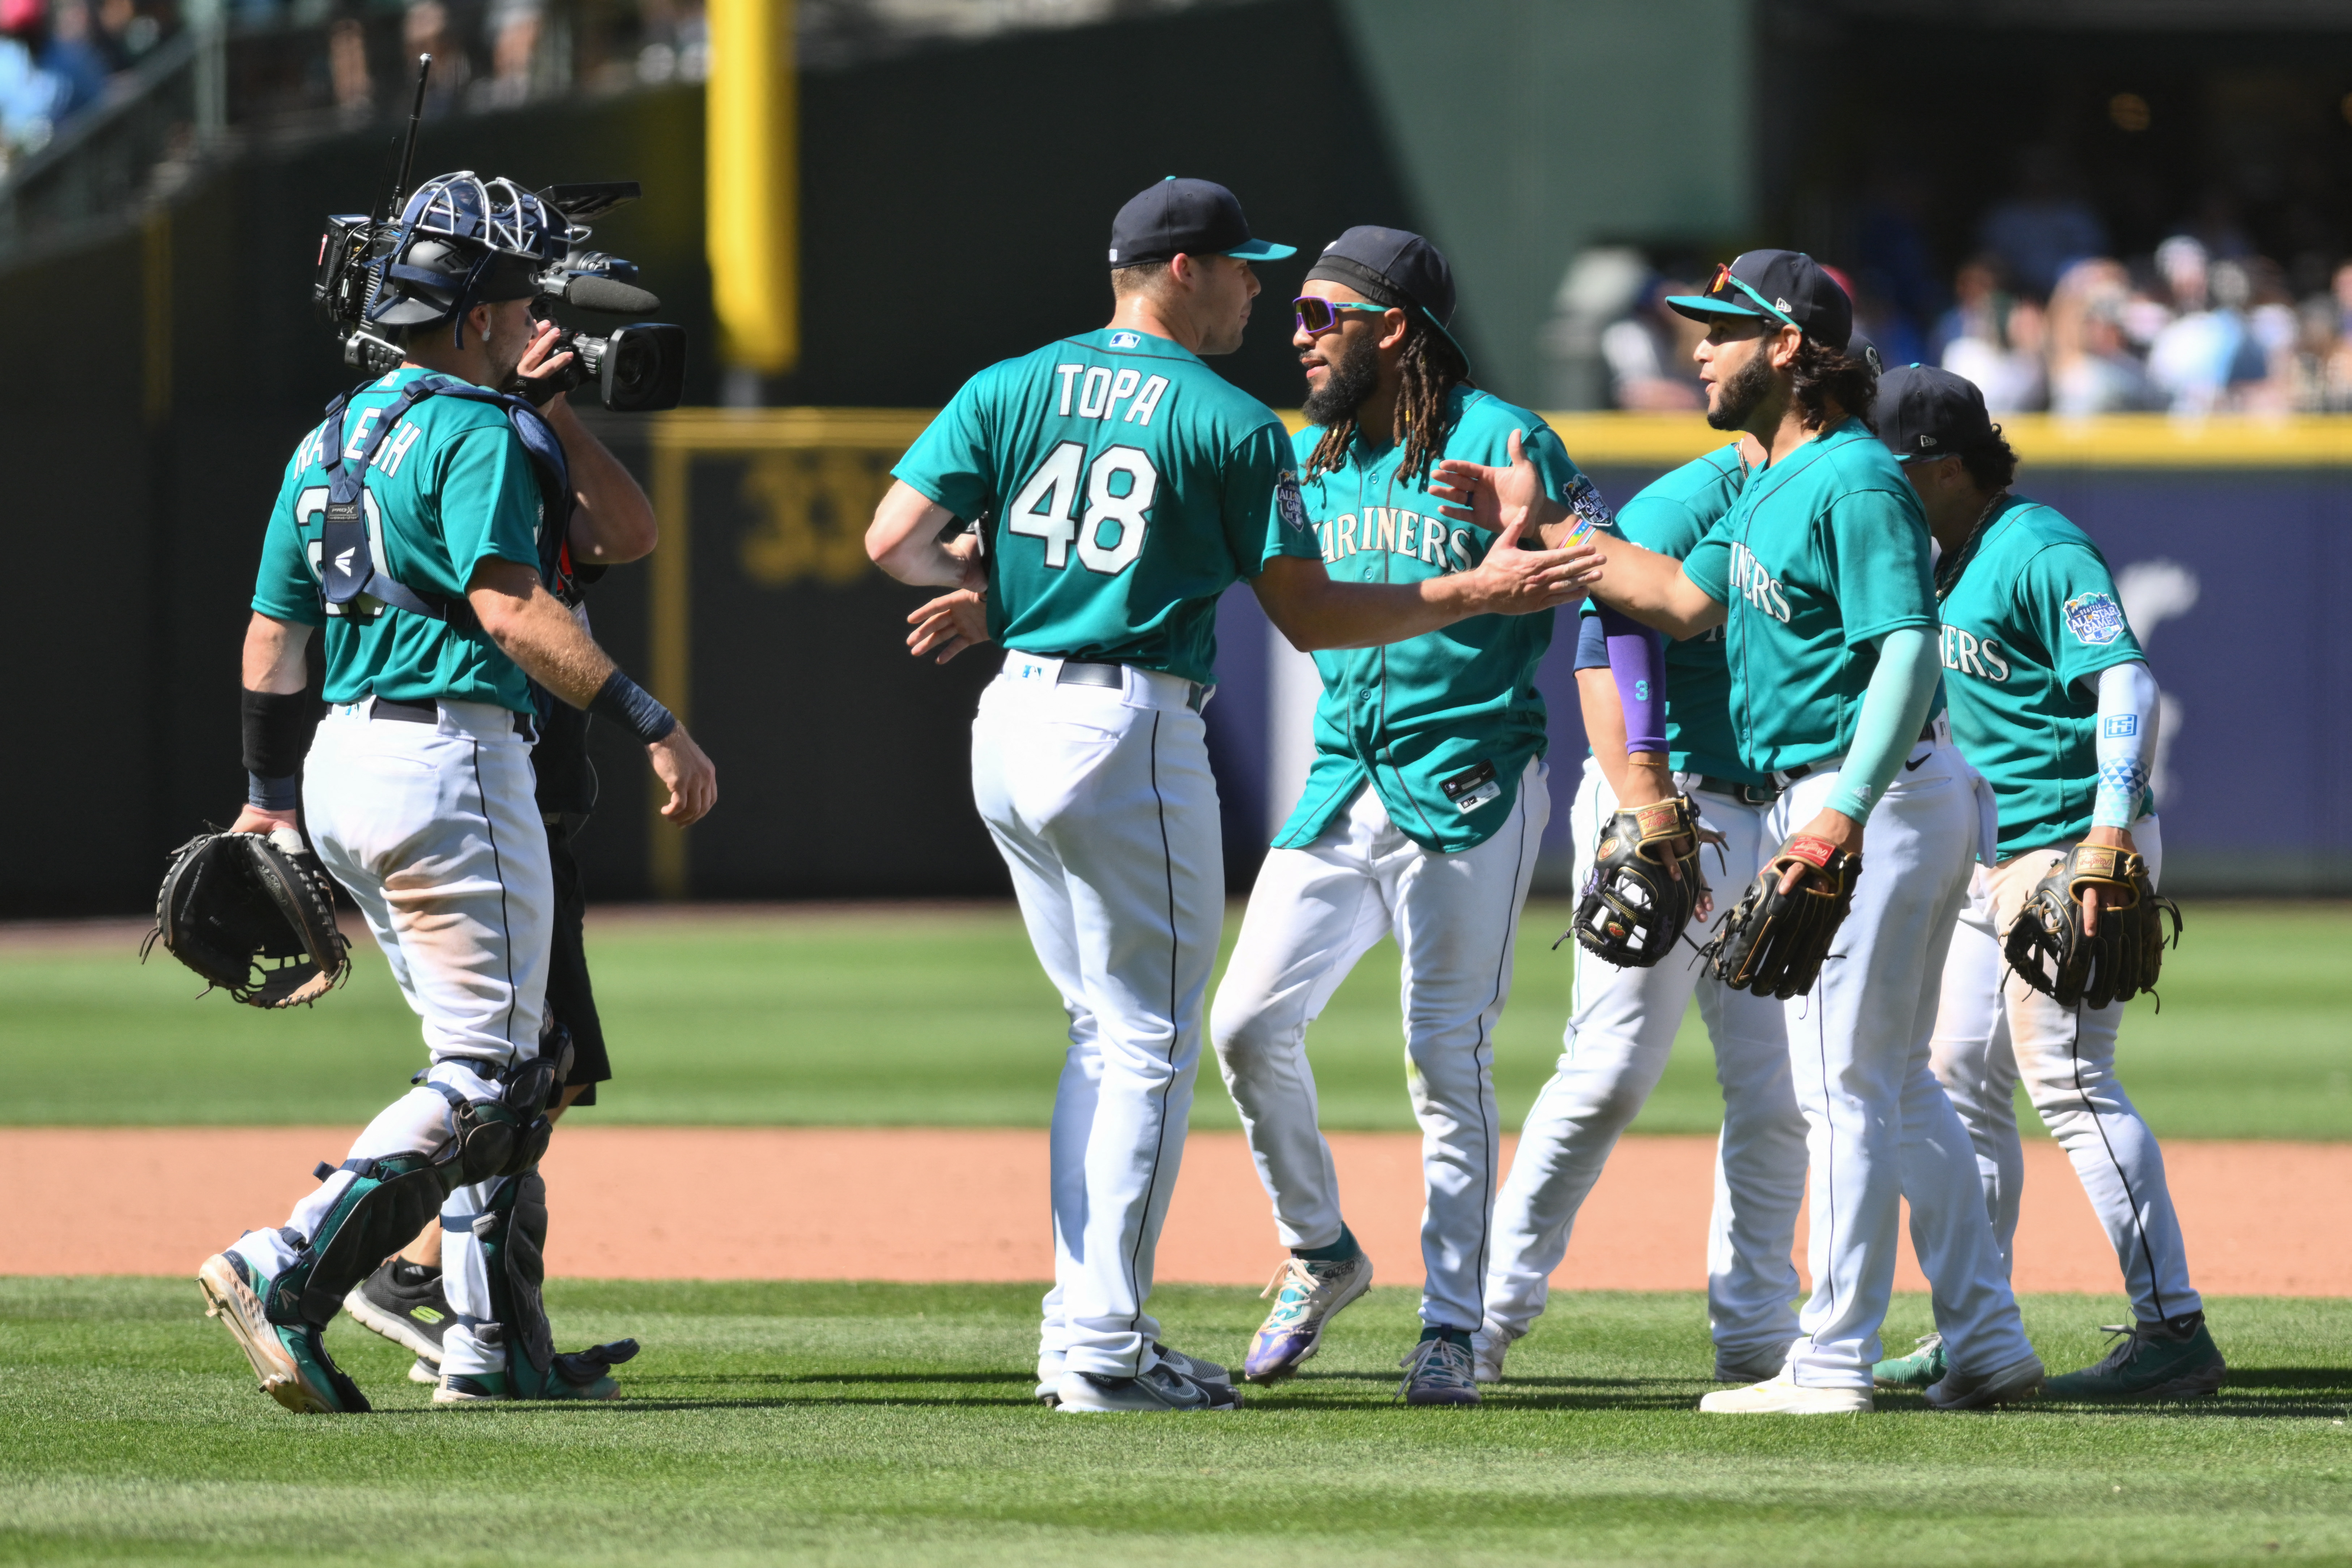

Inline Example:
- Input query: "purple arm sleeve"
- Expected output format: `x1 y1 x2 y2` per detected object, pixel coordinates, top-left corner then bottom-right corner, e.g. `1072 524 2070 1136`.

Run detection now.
1600 605 1667 756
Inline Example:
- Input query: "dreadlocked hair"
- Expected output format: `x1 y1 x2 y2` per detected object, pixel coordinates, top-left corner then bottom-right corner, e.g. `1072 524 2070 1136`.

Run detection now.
1789 337 1880 433
1303 315 1473 485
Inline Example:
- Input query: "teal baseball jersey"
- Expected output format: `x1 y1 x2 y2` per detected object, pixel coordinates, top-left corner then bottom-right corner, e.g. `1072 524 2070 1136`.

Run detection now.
894 328 1319 687
1935 494 2152 854
1273 386 1599 854
1680 418 1940 776
251 367 545 713
1583 442 1764 785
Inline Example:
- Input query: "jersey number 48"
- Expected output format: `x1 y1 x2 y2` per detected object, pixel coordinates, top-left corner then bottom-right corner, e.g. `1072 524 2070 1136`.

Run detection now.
1005 441 1158 575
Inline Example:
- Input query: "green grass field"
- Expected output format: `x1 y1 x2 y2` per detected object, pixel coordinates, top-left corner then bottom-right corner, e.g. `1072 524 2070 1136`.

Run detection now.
4 901 2347 1137
4 1279 2347 1565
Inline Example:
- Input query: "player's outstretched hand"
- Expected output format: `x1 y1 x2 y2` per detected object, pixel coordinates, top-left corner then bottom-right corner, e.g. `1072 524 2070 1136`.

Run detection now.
648 724 717 826
1452 513 1600 617
907 588 992 664
1430 430 1572 537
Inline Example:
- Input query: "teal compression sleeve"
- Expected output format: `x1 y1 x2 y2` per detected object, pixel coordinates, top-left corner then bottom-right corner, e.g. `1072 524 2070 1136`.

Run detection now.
1824 625 1938 822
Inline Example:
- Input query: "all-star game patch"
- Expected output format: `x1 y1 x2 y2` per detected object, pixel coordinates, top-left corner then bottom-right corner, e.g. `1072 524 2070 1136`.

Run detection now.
2062 591 2129 646
1275 469 1310 534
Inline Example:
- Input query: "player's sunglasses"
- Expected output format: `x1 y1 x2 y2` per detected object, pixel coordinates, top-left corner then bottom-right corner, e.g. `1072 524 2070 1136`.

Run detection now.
1292 296 1392 336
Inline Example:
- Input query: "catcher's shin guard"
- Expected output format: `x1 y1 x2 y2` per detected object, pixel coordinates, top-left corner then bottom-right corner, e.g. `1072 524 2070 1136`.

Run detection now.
268 1153 452 1329
468 1171 639 1397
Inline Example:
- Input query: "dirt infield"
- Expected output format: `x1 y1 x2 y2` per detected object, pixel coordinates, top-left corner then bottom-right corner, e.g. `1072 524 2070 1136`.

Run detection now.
4 1127 2342 1294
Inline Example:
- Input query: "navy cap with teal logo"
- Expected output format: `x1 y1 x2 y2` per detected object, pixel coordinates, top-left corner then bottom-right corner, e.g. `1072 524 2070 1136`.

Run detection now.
1108 177 1296 269
1666 249 1853 351
1874 363 1998 463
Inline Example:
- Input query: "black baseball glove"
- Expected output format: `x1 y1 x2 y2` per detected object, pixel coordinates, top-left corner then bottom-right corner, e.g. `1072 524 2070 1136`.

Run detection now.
1703 834 1860 1000
2002 843 2181 1010
143 829 351 1007
1569 797 1707 968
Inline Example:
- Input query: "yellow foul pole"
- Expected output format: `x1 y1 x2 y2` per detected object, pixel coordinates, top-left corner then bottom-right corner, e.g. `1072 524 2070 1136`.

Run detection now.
706 0 798 377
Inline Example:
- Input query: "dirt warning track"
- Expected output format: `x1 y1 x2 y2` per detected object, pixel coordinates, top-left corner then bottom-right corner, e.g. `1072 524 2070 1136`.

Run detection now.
2 1127 2341 1294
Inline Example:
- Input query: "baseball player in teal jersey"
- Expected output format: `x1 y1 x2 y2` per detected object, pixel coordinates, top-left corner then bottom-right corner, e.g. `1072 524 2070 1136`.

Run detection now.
1440 251 2041 1414
1204 228 1642 1405
1467 434 1811 1387
866 181 1594 1414
1865 365 2225 1401
197 172 713 1413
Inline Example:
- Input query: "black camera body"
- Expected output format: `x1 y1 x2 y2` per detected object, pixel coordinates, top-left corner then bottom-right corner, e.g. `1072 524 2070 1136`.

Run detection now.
311 180 687 412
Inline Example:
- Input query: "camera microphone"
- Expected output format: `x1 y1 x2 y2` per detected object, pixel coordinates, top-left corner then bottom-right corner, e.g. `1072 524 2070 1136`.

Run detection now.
563 274 662 314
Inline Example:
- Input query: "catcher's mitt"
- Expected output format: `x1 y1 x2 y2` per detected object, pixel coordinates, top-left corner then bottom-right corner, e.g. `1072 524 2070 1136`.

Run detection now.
1568 797 1706 968
1703 834 1860 1000
2002 843 2181 1010
142 828 351 1007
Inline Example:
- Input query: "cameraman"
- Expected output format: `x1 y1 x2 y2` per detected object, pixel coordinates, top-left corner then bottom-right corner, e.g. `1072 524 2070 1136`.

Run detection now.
196 172 715 1414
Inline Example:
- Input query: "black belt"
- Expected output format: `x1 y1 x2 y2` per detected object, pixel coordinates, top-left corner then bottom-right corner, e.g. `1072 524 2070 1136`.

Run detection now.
371 696 535 738
1772 721 1939 790
1695 775 1781 806
1053 659 1207 713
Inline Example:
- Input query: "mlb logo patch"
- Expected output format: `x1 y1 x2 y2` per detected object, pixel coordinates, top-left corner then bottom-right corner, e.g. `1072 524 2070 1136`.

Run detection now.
1107 331 1141 349
2063 592 2127 646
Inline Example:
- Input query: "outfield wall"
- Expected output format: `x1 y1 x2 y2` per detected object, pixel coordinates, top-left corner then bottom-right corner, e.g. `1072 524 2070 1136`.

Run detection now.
592 410 2351 904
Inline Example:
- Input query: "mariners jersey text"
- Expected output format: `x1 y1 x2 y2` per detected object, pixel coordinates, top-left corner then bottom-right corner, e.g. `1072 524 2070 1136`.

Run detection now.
1317 507 1477 574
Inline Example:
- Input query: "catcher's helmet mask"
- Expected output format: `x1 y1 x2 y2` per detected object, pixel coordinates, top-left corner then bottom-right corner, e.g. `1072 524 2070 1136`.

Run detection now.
367 172 568 348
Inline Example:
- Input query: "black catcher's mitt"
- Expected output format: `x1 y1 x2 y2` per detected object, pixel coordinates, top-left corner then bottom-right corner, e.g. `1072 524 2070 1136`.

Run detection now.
1569 797 1707 968
2002 843 2181 1010
143 829 351 1007
1703 834 1860 1000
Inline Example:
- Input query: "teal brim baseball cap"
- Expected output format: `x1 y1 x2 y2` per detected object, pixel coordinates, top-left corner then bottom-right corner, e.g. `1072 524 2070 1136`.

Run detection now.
1108 176 1296 267
1665 249 1853 350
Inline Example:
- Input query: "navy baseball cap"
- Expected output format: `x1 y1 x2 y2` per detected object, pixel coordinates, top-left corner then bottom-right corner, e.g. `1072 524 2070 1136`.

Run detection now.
1108 177 1295 268
1303 225 1469 363
1666 249 1853 351
1874 363 1997 463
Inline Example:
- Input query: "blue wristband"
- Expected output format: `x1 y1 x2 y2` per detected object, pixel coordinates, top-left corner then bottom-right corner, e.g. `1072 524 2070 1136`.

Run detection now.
247 772 300 811
589 669 677 744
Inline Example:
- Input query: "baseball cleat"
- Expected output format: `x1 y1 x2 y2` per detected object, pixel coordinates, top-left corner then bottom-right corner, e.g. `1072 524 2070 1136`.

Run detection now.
1470 1318 1520 1384
1871 1332 1948 1389
1053 1364 1241 1413
433 1365 623 1405
1153 1343 1230 1388
1699 1367 1871 1414
408 1357 441 1387
2044 1317 2227 1401
1716 1344 1794 1383
1243 1252 1375 1384
344 1259 453 1366
1923 1352 2045 1411
197 1252 370 1415
1396 1336 1481 1406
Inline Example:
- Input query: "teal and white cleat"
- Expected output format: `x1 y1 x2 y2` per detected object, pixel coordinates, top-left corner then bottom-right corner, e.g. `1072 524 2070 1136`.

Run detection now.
1872 1332 1948 1389
197 1252 370 1414
1244 1253 1374 1384
1397 1335 1481 1406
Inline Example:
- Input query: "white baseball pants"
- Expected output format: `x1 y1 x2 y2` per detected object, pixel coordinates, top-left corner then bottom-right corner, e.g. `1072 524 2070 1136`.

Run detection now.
974 654 1223 1382
1773 745 2034 1389
1930 817 2201 1325
230 697 551 1380
1484 759 1807 1368
1209 759 1547 1333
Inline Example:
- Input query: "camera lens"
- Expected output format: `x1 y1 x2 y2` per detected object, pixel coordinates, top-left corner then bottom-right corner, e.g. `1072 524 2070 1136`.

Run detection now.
610 335 653 396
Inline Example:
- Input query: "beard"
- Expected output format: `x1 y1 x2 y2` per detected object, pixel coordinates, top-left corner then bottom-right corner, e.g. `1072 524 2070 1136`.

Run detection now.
1301 326 1384 428
1705 345 1776 431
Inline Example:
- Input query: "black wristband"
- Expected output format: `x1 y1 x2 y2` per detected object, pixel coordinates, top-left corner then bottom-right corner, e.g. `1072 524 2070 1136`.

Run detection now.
242 689 316 778
248 772 300 811
588 669 677 744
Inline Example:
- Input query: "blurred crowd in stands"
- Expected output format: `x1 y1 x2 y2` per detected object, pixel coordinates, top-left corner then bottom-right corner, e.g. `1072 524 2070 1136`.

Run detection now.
1599 149 2352 417
0 0 169 162
0 0 710 172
